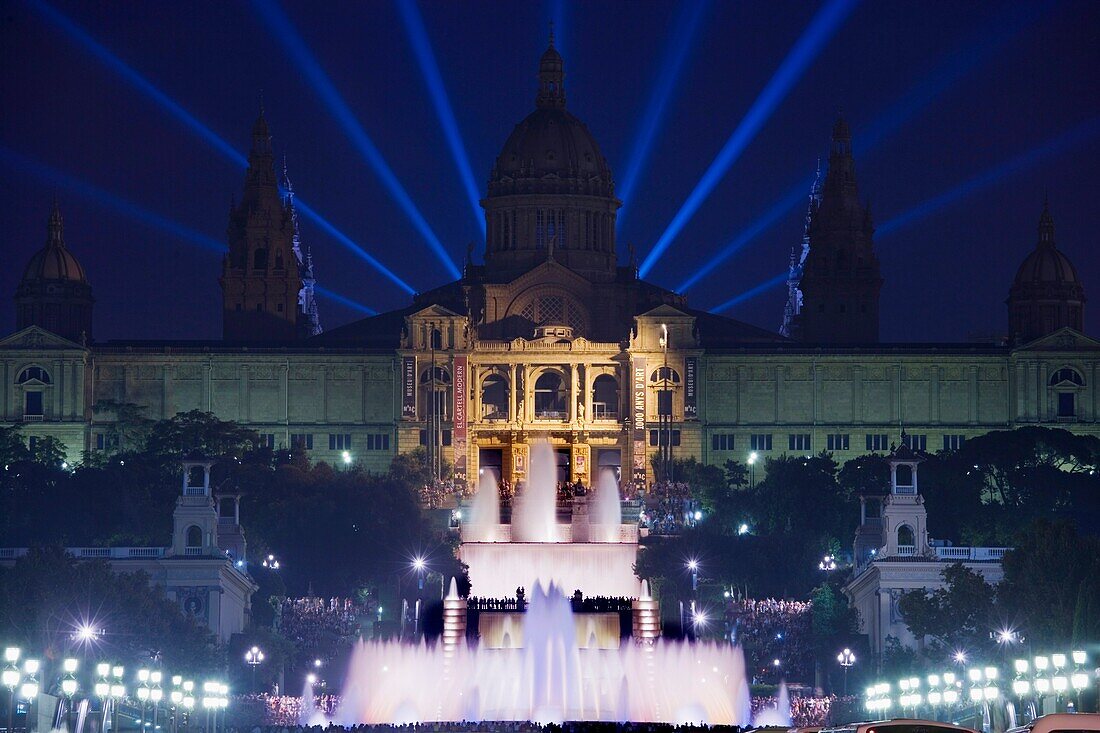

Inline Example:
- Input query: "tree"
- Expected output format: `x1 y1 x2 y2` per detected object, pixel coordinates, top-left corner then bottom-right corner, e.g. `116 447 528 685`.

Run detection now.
0 546 220 672
897 563 996 660
998 520 1100 646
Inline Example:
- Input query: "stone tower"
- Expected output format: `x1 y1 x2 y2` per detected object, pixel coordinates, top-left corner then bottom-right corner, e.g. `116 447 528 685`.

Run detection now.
481 31 620 282
793 117 882 343
220 111 319 341
15 202 94 343
1007 201 1085 343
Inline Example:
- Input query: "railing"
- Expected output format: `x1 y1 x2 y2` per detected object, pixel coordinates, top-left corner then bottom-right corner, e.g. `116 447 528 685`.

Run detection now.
893 485 918 495
23 414 44 422
534 410 566 420
0 546 166 560
935 546 1009 561
897 545 917 556
184 486 208 496
184 547 203 556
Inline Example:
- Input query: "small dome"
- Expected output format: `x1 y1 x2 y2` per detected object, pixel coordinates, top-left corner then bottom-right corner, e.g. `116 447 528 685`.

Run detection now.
21 204 88 284
1011 202 1079 287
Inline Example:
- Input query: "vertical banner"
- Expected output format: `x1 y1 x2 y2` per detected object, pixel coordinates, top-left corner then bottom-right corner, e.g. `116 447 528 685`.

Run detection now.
684 356 698 420
401 356 417 419
452 355 468 488
632 356 647 490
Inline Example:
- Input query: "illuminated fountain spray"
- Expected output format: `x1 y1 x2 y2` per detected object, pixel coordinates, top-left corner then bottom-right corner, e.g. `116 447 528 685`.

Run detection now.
512 443 561 542
590 468 624 542
337 581 754 725
467 472 501 542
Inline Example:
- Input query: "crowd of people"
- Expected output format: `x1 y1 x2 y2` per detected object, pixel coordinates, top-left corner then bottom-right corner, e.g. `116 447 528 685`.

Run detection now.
274 597 364 661
238 721 762 733
639 481 695 534
420 478 461 508
724 599 813 682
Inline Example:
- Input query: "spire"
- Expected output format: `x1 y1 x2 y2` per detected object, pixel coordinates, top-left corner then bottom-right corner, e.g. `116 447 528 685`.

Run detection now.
1038 197 1056 247
536 25 566 109
250 105 272 159
47 199 65 248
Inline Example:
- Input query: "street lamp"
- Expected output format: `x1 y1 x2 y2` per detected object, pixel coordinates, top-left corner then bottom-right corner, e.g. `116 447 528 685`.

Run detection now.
262 554 281 570
150 671 164 730
3 648 20 733
748 452 758 487
819 554 837 572
686 558 699 591
837 648 856 695
245 646 265 691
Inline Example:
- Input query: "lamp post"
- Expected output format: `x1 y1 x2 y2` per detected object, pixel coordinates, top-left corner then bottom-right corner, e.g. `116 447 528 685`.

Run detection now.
819 554 837 572
837 648 856 695
3 647 20 733
22 659 40 733
150 671 163 730
61 659 79 732
1070 651 1088 712
748 452 758 487
245 646 265 692
95 664 111 733
137 669 151 730
110 666 126 733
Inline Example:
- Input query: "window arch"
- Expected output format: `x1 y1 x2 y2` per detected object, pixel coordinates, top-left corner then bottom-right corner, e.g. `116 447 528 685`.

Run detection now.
591 374 619 419
534 371 567 419
481 373 509 420
17 366 50 384
419 366 451 420
897 524 915 549
420 366 451 385
253 248 268 270
1049 367 1084 386
649 367 681 384
185 525 203 548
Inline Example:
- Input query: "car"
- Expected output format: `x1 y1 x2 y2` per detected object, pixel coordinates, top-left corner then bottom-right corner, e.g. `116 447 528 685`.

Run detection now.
820 719 980 733
1006 713 1100 733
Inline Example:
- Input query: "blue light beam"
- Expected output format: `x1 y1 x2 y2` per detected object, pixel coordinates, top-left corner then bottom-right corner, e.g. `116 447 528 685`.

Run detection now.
0 145 378 316
639 0 859 277
877 116 1100 238
252 0 461 280
679 3 1048 293
617 0 710 221
27 0 415 295
396 0 484 238
711 271 789 314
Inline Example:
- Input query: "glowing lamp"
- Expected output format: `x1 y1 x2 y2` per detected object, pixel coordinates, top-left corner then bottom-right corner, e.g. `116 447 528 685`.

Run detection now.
1034 655 1049 671
3 648 19 663
1052 675 1068 692
1072 650 1087 665
182 696 194 710
900 679 911 691
943 689 959 705
1051 653 1067 669
97 663 110 677
1014 659 1029 674
63 658 79 673
137 686 150 701
150 670 162 684
1 669 19 689
170 690 183 705
1071 672 1089 690
943 672 956 686
182 680 194 692
983 686 999 700
172 675 182 686
968 687 984 702
1012 679 1031 696
927 691 942 705
95 681 110 697
967 668 982 683
110 683 125 698
61 678 78 696
112 666 124 679
927 674 940 687
138 669 150 683
23 659 39 675
1034 677 1050 694
150 687 163 703
20 681 38 700
984 667 999 681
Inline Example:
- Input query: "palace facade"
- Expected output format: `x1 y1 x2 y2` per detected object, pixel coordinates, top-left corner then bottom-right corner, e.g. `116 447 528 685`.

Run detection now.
4 38 1098 492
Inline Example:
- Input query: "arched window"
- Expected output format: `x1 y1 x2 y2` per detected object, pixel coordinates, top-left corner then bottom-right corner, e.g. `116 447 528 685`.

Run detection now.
253 248 268 270
420 366 451 420
649 367 681 384
895 464 914 488
897 525 915 549
430 328 443 350
534 372 567 419
591 374 619 419
274 250 284 270
17 366 50 384
186 525 203 548
481 373 509 420
1049 368 1084 386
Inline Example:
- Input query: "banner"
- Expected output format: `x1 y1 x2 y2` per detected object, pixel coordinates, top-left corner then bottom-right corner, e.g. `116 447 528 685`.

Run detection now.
684 356 698 420
632 356 647 488
401 357 417 419
453 355 468 487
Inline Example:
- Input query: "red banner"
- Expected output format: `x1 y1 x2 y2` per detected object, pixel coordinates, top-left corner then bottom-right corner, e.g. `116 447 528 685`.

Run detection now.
453 355 468 487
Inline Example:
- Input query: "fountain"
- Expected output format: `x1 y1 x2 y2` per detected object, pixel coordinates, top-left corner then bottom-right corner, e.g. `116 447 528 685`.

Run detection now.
328 440 780 725
336 581 754 725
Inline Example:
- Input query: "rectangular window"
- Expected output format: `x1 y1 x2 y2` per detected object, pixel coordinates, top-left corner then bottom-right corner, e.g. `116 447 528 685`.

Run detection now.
536 209 545 248
865 433 889 451
96 433 105 451
943 434 966 451
420 429 453 446
24 391 43 416
328 433 352 451
649 429 681 447
656 390 673 417
1057 392 1076 417
788 433 812 451
711 433 735 451
28 436 39 451
826 433 850 451
366 434 391 451
902 433 927 451
260 433 276 449
750 434 772 451
291 433 313 450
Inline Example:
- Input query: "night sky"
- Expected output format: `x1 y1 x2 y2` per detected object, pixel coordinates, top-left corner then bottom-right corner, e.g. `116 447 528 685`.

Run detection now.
1 0 1098 343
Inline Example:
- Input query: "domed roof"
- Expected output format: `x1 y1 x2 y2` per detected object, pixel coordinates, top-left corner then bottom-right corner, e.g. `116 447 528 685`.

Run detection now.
487 34 615 199
1012 203 1080 287
21 203 88 284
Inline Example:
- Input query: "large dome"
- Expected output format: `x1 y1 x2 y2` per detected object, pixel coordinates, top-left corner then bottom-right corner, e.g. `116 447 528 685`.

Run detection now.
1012 243 1080 286
21 203 87 284
488 107 614 198
1007 202 1085 343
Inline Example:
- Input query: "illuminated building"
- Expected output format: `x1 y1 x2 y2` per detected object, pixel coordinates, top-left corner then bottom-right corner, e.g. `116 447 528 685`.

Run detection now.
3 37 1096 492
